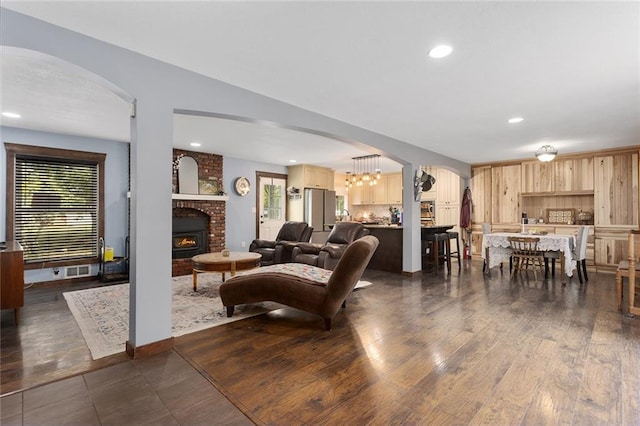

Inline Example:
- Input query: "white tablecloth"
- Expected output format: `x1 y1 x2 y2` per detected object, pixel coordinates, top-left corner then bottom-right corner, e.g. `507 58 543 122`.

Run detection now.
482 232 576 277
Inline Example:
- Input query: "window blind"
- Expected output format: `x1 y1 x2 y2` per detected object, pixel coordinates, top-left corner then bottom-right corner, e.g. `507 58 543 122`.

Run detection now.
14 156 99 263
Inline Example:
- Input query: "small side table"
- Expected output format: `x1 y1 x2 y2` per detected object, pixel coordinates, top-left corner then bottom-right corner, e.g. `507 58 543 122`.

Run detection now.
191 252 261 291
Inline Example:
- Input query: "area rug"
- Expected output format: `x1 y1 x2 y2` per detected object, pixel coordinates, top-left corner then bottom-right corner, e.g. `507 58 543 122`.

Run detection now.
64 274 372 360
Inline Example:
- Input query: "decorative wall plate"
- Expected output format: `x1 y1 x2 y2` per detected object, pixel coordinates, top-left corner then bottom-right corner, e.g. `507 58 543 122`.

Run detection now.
234 177 250 196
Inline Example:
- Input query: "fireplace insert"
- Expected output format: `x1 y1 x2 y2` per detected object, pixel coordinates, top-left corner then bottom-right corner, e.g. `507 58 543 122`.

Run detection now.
172 216 208 259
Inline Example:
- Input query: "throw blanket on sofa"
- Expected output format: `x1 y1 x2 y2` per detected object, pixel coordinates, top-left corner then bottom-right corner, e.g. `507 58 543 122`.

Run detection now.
236 263 332 285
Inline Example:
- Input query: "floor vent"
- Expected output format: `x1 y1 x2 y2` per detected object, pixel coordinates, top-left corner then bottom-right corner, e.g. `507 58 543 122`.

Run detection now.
65 265 91 278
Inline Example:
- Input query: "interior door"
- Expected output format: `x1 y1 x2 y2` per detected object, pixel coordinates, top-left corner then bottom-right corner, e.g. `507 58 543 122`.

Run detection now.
258 176 287 240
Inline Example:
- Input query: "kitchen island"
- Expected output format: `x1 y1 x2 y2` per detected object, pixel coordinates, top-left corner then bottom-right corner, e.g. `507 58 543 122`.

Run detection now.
363 225 454 273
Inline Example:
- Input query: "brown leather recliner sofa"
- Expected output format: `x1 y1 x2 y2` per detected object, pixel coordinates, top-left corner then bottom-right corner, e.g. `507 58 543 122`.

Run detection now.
220 235 379 330
292 221 369 270
249 221 313 266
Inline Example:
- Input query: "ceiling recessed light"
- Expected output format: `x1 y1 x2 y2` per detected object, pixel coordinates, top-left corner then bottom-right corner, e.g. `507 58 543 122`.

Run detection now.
289 160 297 163
2 111 21 119
508 117 524 124
428 45 453 59
190 142 201 147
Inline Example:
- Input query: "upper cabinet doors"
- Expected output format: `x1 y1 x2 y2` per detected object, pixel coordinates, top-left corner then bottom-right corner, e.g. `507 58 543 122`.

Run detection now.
521 161 554 193
554 158 594 192
522 157 594 193
435 168 462 205
594 152 639 226
491 164 522 224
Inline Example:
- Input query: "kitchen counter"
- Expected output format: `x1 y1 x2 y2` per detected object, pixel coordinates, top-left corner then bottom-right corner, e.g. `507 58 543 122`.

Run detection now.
362 224 455 230
363 224 402 229
362 224 455 272
364 226 403 272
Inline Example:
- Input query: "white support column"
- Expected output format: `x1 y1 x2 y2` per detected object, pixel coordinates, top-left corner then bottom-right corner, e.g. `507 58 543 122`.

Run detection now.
128 99 173 347
402 164 422 274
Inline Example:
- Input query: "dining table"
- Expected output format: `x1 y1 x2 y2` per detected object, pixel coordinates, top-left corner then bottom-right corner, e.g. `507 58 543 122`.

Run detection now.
482 232 577 283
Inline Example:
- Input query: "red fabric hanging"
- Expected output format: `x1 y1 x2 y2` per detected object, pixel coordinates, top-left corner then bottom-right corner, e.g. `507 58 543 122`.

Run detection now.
460 186 472 229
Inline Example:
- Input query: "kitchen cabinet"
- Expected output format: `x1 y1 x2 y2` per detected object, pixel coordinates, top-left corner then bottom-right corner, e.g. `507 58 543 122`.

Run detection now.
1 241 24 325
288 164 334 222
372 175 388 204
288 164 334 190
349 173 402 206
593 151 638 270
303 165 334 190
436 205 460 236
470 224 484 258
554 157 594 192
594 152 638 226
386 173 403 204
522 158 594 193
350 183 372 205
522 161 554 193
470 166 492 224
364 226 403 272
491 164 522 224
436 168 462 205
594 226 633 269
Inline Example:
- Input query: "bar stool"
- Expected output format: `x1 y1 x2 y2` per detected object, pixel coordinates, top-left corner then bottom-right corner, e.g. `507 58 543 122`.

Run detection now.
423 233 449 274
444 231 461 271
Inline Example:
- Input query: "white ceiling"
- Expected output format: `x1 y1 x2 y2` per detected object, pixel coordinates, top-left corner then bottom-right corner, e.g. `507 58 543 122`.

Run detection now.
1 1 639 171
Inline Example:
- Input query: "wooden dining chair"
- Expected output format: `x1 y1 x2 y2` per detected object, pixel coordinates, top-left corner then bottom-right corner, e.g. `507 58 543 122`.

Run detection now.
508 236 545 281
616 230 640 316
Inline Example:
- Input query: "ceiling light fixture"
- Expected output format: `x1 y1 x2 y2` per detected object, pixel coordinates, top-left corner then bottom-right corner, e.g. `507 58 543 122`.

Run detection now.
289 159 297 163
345 172 352 189
535 145 558 162
350 154 382 188
508 117 524 124
190 142 201 147
428 45 453 59
2 111 21 118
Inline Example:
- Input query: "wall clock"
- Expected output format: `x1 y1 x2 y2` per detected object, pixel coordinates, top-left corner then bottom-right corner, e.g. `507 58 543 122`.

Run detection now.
234 177 251 196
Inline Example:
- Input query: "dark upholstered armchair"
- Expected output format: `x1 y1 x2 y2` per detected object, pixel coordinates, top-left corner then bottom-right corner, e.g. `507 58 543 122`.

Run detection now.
292 221 369 270
249 221 313 266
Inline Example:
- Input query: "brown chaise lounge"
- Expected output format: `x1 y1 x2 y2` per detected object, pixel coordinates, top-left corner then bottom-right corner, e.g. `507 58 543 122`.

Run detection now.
220 235 379 330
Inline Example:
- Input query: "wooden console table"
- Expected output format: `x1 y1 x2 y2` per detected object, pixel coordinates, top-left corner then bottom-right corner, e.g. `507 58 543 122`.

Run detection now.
1 241 25 325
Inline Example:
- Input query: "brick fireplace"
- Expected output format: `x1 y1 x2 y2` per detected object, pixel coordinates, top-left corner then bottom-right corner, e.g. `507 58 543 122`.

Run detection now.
171 149 226 277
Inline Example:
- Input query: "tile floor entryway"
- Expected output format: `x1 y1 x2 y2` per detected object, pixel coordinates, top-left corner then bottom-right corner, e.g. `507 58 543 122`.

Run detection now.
0 350 252 425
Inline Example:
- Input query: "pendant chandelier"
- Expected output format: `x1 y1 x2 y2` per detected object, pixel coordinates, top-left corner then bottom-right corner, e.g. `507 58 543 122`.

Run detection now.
345 154 382 189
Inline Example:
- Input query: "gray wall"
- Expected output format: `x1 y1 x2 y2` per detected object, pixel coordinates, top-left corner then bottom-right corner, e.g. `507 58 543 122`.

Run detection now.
1 126 130 283
223 157 286 251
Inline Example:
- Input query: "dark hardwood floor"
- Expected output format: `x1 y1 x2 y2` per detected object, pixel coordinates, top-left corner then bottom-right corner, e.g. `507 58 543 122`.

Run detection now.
2 260 639 424
1 279 130 394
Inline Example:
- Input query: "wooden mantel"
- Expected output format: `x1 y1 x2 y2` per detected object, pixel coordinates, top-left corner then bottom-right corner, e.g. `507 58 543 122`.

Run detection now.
126 192 229 201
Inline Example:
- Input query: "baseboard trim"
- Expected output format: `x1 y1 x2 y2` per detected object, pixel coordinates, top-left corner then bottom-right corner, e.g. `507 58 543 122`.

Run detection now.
401 270 422 277
28 276 101 289
126 337 174 359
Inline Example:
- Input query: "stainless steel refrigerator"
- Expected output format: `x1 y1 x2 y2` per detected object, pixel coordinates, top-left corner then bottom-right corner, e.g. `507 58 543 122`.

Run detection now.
304 188 336 243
